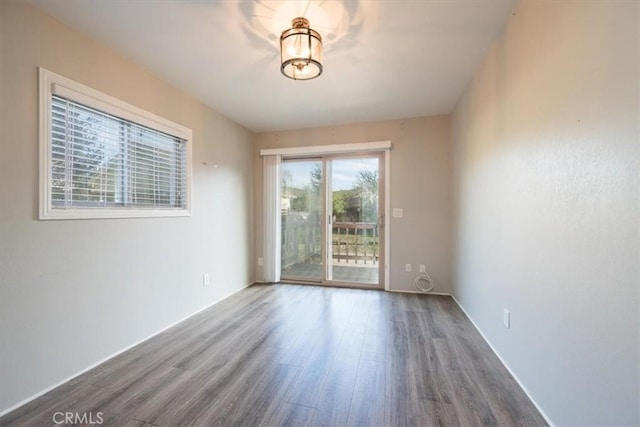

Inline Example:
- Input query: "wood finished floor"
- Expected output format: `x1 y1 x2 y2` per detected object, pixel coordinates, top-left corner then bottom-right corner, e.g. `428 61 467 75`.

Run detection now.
1 284 547 427
283 262 378 284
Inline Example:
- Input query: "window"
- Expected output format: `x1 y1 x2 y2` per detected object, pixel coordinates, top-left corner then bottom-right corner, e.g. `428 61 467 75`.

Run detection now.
39 68 192 219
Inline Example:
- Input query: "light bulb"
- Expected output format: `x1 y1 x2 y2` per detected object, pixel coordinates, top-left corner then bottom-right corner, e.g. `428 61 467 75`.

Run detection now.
288 47 309 58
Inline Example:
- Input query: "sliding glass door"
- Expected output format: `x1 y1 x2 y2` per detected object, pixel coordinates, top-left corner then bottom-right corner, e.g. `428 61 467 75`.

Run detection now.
280 159 323 281
280 154 383 288
327 156 380 285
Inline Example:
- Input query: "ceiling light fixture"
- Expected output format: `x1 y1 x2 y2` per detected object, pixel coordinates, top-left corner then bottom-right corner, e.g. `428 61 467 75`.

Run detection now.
280 17 323 80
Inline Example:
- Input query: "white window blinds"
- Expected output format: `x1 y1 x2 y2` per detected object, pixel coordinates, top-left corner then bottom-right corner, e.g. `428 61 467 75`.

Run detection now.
39 68 192 219
262 154 282 283
50 95 187 210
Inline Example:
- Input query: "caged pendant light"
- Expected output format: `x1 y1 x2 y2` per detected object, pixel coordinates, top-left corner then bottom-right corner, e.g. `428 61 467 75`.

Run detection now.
280 17 323 80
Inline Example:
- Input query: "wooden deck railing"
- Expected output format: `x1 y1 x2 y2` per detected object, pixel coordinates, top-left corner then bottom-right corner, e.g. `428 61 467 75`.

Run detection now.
281 214 379 268
281 215 322 269
331 222 378 265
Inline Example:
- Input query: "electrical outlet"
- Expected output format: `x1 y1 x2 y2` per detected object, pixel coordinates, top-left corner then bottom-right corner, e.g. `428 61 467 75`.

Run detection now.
257 257 263 266
419 264 426 273
503 309 510 328
405 264 412 272
203 273 210 287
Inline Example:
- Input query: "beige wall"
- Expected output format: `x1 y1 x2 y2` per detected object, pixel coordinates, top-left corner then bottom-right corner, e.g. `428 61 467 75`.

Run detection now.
0 0 254 413
253 116 453 293
451 1 639 425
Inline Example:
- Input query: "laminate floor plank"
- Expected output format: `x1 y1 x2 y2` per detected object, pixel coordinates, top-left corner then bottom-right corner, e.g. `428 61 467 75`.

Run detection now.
122 420 158 427
136 345 279 426
361 298 391 362
385 319 424 426
284 326 347 408
77 291 271 390
1 284 547 427
432 338 500 426
334 316 369 362
81 366 191 426
127 366 203 426
183 359 298 426
452 337 547 427
258 403 317 427
233 363 302 426
312 356 359 426
0 384 107 427
418 398 461 427
172 305 273 371
347 359 385 426
264 304 332 367
405 311 444 403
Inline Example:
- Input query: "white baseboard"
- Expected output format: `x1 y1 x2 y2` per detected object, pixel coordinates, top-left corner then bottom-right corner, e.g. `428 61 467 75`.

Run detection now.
0 282 252 417
449 294 555 427
388 288 451 296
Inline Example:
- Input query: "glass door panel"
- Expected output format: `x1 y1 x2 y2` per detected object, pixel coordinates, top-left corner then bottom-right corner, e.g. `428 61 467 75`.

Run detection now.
328 156 380 285
280 159 323 281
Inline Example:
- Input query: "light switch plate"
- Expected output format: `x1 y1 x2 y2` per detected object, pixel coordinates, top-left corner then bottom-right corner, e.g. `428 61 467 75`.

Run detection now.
392 208 404 218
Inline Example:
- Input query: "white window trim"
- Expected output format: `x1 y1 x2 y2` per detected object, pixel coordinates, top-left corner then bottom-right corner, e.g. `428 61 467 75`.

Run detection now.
259 140 391 157
39 67 193 220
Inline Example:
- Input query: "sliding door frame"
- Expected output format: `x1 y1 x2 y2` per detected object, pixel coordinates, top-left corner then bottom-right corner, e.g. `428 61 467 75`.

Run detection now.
261 141 391 291
279 157 324 283
323 153 384 289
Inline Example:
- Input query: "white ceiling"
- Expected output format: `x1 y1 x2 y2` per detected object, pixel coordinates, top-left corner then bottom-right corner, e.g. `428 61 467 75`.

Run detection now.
29 0 517 132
